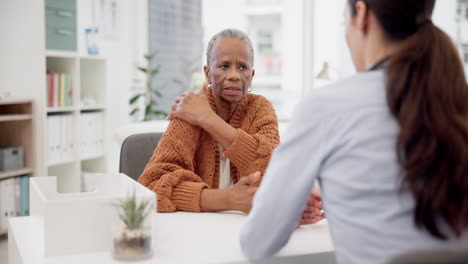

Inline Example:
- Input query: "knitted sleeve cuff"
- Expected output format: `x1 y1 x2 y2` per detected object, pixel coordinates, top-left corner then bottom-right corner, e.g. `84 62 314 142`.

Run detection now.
172 181 209 212
223 129 259 172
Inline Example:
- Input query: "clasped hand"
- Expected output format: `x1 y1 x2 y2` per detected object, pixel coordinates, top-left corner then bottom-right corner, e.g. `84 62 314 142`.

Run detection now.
298 187 324 226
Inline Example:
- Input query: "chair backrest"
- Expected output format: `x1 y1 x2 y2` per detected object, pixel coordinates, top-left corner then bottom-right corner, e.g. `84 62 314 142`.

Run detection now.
119 132 163 181
387 248 468 264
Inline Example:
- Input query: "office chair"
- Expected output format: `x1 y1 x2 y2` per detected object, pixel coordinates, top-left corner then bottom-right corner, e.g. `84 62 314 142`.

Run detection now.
119 132 163 181
387 248 468 264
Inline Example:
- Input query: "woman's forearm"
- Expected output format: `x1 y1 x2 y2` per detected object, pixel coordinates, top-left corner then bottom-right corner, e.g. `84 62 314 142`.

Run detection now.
200 188 232 212
199 113 237 149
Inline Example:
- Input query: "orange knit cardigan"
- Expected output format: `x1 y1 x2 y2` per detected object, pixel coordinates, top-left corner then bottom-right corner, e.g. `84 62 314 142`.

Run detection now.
138 89 280 213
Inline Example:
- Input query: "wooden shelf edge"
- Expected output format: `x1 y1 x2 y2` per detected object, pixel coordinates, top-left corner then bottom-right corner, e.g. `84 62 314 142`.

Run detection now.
0 114 33 122
0 98 32 105
0 168 33 180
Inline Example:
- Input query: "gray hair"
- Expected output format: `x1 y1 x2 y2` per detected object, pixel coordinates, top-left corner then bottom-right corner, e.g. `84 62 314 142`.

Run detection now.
206 28 254 66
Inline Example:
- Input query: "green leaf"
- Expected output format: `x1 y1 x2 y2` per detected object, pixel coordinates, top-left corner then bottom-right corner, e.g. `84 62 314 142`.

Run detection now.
152 90 162 97
144 105 152 121
129 93 143 105
149 67 160 76
137 67 147 73
129 108 139 116
144 53 155 61
114 191 152 230
153 110 168 116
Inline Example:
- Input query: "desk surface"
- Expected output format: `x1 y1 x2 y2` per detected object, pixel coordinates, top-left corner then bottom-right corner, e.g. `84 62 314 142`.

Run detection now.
9 211 334 264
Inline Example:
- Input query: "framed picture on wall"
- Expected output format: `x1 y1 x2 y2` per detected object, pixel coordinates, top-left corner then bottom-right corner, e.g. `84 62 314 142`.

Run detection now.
93 0 121 40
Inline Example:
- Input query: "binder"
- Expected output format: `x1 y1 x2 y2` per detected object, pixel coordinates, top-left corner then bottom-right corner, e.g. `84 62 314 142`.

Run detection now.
14 177 21 217
0 180 5 230
47 116 55 164
61 115 69 162
1 178 16 227
20 176 29 216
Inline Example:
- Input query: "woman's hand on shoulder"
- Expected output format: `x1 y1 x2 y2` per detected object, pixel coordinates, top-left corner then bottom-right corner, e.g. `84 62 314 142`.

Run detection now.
166 83 214 126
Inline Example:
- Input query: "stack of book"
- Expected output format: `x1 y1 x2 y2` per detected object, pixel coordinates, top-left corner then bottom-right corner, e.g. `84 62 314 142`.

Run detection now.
46 71 73 107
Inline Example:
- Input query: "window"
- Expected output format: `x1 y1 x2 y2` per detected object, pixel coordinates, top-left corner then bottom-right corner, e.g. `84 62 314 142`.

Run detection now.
148 0 203 112
257 30 274 55
463 45 468 64
202 0 309 120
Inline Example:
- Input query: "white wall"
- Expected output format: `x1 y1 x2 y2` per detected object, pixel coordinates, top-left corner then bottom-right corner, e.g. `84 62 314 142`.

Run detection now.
314 0 354 81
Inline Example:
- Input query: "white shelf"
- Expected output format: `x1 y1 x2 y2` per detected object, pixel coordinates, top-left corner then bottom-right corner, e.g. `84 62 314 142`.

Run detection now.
81 153 105 161
0 114 33 122
48 159 77 167
80 105 106 111
0 168 33 181
80 55 106 60
47 107 77 113
46 50 78 58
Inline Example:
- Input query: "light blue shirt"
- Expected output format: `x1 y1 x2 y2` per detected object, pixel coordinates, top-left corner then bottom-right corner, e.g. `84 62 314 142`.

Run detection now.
240 70 468 264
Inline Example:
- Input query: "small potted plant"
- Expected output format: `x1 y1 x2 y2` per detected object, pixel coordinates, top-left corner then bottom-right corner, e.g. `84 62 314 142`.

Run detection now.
112 192 154 260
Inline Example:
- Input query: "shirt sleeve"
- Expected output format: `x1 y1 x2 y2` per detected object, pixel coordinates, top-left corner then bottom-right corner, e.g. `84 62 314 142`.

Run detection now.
239 96 341 260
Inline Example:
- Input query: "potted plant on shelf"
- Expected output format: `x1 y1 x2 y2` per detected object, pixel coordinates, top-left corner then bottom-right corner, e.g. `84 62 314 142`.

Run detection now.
113 191 154 260
129 53 168 121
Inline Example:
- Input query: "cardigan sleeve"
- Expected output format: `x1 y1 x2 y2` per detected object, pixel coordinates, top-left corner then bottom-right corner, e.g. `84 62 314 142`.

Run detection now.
138 119 209 213
223 96 280 182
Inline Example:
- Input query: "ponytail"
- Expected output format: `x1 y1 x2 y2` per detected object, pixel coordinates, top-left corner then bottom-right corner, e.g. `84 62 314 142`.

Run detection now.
386 21 468 239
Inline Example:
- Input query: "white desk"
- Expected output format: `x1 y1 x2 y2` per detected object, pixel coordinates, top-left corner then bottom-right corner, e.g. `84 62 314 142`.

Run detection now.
9 211 334 264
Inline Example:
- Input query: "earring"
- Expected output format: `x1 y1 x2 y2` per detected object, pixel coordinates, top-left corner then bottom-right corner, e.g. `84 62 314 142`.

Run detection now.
207 83 212 89
248 87 252 92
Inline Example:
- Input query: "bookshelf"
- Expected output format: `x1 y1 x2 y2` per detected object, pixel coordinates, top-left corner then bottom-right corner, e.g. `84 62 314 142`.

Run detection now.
45 54 107 193
0 100 34 236
0 100 34 178
0 0 108 194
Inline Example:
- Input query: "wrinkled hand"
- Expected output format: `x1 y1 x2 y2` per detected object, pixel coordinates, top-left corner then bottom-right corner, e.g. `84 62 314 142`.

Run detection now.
229 171 261 214
297 187 324 227
166 82 214 126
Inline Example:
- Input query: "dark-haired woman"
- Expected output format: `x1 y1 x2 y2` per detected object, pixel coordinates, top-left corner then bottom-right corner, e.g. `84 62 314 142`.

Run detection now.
240 0 468 263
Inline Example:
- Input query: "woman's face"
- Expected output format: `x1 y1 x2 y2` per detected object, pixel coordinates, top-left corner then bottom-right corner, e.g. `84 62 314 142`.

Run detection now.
204 38 255 105
345 1 367 72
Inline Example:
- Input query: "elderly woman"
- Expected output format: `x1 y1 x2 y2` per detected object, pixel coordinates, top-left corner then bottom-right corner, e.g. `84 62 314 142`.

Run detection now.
138 29 281 213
